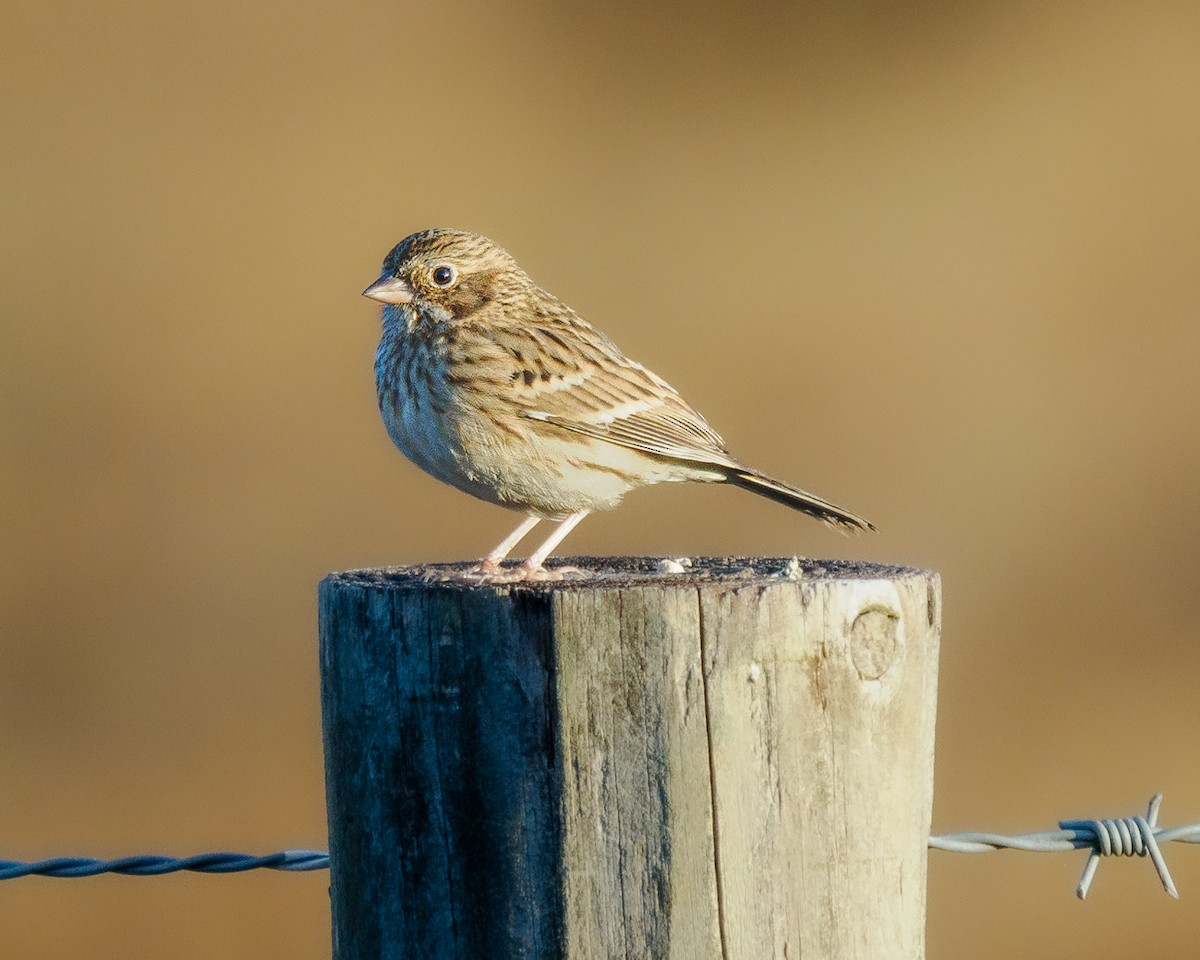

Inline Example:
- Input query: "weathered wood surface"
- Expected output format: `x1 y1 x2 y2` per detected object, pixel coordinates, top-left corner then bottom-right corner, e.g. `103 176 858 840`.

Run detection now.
319 556 940 960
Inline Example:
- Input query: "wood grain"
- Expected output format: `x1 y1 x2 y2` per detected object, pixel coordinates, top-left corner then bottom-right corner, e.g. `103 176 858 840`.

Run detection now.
320 557 940 960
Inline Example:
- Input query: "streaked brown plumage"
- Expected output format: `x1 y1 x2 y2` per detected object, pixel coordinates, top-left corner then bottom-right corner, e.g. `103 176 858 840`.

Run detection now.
365 228 874 579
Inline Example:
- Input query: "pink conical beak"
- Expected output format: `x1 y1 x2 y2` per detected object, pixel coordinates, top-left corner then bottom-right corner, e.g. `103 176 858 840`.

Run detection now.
363 274 414 305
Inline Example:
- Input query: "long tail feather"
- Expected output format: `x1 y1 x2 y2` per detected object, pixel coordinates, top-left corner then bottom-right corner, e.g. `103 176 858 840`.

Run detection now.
726 468 876 533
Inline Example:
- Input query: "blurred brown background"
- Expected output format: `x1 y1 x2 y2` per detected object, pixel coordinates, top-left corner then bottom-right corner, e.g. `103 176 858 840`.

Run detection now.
2 0 1198 956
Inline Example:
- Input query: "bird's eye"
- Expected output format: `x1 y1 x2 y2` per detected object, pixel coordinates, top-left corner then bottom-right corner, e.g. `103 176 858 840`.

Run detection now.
432 265 457 287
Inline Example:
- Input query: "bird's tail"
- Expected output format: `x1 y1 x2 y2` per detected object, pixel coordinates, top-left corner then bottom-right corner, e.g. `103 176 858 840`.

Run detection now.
725 467 876 534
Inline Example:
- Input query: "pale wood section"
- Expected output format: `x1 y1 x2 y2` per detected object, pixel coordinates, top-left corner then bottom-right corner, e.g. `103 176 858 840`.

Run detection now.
698 574 940 960
319 557 940 960
553 585 722 960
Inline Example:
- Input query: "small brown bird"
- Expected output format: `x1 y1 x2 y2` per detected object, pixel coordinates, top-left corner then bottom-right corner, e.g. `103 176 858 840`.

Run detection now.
365 229 874 579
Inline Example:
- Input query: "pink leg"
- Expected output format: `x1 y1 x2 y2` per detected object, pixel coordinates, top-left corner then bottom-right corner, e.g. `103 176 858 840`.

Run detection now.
475 515 541 573
519 512 589 572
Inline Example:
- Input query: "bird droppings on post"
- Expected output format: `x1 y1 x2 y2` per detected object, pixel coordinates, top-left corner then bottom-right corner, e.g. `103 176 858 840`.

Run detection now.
781 556 804 579
655 557 693 574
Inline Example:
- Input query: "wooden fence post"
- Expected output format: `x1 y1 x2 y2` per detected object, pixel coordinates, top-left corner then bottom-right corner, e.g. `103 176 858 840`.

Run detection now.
319 557 940 960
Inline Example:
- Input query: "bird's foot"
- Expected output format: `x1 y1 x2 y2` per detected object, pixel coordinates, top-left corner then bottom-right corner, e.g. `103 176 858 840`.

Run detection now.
417 560 504 583
450 561 589 584
419 560 589 584
512 563 588 582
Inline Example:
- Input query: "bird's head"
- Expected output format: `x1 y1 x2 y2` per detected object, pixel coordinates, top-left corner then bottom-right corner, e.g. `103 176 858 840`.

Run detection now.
363 228 525 321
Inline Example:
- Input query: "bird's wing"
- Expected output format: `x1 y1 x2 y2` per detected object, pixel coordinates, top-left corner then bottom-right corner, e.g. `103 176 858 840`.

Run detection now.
489 318 739 468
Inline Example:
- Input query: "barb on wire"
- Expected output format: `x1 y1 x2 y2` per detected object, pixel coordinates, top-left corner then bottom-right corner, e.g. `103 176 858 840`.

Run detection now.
930 793 1199 899
0 850 329 881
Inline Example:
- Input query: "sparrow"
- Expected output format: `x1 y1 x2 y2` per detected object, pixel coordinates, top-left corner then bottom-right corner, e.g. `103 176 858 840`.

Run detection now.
364 229 874 579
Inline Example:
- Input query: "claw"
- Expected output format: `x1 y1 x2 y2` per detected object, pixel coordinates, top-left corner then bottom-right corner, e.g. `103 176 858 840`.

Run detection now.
417 561 590 584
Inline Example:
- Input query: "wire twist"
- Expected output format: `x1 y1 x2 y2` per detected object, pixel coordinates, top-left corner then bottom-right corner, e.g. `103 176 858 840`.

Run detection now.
0 850 329 881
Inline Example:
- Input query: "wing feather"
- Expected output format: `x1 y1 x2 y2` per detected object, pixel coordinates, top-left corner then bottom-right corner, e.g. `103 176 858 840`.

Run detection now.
506 323 736 466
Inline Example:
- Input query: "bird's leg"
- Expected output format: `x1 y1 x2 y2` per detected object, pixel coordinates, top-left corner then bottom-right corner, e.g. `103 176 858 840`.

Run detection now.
469 515 542 574
518 511 589 575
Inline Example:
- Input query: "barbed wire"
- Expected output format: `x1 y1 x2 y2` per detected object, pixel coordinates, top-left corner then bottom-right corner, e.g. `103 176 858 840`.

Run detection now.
930 795 1198 899
0 850 328 881
3 795 1194 900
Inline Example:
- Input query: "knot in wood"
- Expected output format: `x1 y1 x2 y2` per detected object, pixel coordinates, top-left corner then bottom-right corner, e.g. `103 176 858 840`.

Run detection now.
850 606 900 680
